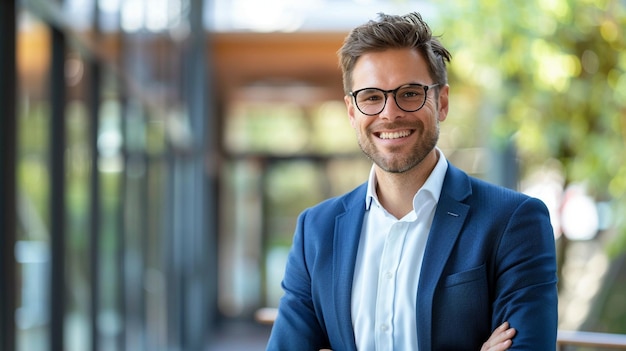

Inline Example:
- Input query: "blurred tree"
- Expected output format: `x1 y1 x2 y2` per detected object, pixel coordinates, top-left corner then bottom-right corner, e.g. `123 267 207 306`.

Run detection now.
439 0 626 254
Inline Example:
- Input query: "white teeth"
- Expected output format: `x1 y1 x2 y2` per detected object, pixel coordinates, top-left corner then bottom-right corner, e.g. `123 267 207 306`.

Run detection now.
379 130 411 139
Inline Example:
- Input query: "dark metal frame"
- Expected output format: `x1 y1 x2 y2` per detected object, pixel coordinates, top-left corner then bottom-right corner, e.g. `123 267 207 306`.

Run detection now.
49 21 67 351
0 0 18 350
88 5 102 349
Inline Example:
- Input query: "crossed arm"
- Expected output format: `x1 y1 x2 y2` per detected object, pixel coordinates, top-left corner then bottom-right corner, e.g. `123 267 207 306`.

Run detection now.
319 321 516 351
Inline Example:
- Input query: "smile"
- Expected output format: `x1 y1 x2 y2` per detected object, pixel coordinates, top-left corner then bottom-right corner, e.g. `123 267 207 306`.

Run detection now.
376 130 413 140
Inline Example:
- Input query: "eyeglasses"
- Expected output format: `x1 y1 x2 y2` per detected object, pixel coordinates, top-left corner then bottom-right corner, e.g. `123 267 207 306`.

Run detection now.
349 83 439 116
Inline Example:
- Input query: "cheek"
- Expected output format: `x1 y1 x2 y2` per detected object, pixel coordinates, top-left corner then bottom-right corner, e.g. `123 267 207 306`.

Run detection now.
352 118 371 134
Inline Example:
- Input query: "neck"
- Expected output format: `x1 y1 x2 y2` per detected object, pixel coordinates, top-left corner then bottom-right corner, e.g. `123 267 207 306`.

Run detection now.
374 149 439 219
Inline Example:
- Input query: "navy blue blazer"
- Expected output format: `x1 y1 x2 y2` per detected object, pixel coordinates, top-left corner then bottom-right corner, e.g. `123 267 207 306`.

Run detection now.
267 164 558 350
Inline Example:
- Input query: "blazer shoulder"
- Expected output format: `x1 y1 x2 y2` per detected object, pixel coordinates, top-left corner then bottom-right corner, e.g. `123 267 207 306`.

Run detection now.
470 176 526 199
446 164 545 210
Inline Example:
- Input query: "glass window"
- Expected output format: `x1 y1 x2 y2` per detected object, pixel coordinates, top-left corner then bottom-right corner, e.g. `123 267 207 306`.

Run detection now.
224 100 310 155
16 10 52 351
219 89 370 315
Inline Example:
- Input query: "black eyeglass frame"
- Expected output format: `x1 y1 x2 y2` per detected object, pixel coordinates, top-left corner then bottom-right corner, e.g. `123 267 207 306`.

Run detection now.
348 83 439 116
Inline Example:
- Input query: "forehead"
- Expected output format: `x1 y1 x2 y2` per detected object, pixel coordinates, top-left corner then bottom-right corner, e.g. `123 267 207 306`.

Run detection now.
351 48 431 89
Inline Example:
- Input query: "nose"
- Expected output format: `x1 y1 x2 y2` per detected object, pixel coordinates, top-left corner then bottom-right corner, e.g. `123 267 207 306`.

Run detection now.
378 92 403 121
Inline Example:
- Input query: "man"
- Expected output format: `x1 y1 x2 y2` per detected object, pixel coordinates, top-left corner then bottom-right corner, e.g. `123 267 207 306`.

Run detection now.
266 12 557 350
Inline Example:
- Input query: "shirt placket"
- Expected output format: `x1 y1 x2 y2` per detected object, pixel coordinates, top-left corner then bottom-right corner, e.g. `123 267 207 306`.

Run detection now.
375 220 409 351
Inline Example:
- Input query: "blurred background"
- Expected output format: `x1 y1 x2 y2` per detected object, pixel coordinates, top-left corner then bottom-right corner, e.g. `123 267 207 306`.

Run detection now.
1 0 626 350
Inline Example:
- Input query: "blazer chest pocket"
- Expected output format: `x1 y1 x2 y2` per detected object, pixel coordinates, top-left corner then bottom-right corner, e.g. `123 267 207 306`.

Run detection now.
443 264 486 288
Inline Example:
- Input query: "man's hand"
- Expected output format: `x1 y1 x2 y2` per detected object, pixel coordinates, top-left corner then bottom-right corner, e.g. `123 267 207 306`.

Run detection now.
481 321 516 351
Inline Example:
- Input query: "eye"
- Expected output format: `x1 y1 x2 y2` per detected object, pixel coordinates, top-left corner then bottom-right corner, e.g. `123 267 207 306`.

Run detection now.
357 90 384 103
398 87 424 100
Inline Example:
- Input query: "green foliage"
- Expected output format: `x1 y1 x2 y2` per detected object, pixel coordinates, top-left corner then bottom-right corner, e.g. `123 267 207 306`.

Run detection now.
439 0 626 254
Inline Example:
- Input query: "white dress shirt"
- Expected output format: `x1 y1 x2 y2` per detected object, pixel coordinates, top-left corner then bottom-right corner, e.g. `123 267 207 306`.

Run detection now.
351 150 448 351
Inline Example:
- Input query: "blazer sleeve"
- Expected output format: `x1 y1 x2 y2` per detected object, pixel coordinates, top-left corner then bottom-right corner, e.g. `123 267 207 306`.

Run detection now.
492 196 558 349
266 209 331 351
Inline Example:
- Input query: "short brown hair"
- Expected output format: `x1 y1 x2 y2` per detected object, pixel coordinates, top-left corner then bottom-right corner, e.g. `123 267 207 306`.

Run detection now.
338 12 451 94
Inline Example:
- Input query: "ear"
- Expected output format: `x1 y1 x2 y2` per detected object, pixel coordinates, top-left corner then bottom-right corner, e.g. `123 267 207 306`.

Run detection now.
437 84 449 122
345 94 357 128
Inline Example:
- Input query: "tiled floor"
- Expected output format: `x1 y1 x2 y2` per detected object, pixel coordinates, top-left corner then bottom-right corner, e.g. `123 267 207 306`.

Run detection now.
207 322 272 351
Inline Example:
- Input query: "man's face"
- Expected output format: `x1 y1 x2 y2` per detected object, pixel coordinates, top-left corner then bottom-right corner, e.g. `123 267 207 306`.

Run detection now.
344 48 449 174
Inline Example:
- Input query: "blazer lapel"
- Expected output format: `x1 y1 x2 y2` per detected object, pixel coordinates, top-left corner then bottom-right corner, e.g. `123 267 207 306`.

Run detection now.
332 185 366 351
416 165 471 350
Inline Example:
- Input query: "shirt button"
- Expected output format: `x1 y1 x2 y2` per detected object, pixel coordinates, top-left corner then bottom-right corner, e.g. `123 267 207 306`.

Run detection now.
381 324 389 332
385 272 393 279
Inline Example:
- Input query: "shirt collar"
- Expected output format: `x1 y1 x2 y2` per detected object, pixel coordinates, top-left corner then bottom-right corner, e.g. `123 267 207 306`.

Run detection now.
365 148 448 211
